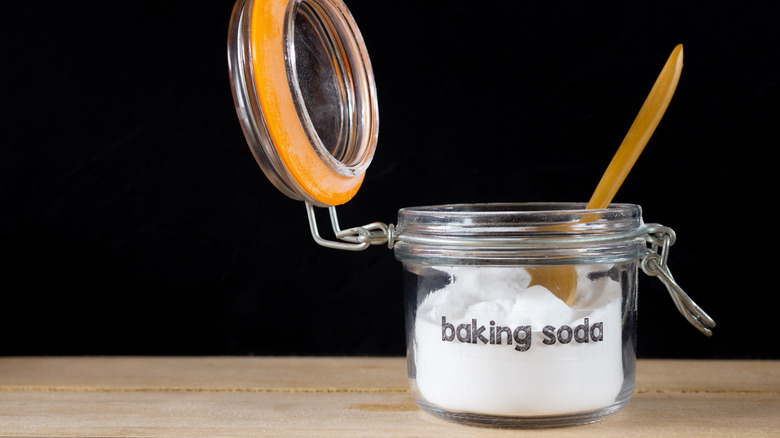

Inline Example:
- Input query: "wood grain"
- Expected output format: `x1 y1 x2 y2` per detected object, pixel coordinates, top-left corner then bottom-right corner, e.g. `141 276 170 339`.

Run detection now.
1 358 778 437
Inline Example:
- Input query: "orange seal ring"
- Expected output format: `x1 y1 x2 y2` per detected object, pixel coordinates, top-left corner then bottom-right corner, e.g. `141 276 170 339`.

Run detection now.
246 0 374 206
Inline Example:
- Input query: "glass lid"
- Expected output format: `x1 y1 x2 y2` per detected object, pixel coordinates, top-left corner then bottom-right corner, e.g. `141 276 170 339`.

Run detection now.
228 0 379 207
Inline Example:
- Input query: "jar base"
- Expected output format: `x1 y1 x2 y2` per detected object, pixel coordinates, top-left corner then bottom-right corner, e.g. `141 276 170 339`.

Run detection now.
416 399 628 429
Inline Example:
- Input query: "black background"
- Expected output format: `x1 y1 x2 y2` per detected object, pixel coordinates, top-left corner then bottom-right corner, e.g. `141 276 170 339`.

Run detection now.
1 1 776 358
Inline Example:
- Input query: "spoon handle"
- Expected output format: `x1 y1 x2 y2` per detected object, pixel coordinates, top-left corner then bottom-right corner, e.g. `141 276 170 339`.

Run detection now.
587 44 684 209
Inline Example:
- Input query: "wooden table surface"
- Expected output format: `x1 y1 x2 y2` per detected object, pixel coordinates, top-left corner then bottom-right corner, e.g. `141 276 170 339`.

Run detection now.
0 357 778 437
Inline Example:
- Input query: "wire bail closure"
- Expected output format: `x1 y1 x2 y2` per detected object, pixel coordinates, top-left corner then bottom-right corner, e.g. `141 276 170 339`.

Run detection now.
641 225 716 336
305 202 396 251
305 204 715 336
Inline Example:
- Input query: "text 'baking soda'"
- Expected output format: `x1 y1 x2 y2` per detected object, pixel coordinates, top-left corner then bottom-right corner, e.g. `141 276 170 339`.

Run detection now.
441 316 604 352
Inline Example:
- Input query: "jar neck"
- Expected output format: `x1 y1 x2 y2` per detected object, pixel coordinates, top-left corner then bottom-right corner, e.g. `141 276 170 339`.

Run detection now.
393 203 647 265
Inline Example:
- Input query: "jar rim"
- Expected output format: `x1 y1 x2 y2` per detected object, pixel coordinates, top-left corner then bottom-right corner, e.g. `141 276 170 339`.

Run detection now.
398 202 638 216
397 203 643 239
394 203 647 264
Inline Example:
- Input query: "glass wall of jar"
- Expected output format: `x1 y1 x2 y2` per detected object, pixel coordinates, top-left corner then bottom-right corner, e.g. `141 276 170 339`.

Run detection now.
395 203 644 428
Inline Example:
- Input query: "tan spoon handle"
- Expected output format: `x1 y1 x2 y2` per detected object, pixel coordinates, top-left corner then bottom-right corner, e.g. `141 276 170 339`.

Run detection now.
587 44 684 209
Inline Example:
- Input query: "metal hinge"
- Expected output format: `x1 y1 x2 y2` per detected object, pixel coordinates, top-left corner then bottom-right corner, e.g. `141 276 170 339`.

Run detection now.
305 202 396 251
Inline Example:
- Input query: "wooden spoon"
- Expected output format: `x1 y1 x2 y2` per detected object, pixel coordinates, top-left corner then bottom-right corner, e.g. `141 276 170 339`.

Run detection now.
529 44 684 306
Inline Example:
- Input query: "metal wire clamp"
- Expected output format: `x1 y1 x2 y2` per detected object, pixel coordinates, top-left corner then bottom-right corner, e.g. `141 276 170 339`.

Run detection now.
641 224 716 336
305 202 396 251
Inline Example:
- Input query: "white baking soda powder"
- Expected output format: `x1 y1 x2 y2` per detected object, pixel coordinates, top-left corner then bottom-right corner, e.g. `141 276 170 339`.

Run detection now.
413 265 624 416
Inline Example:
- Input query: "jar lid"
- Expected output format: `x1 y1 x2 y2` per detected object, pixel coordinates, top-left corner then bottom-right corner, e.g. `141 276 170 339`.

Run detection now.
228 0 378 207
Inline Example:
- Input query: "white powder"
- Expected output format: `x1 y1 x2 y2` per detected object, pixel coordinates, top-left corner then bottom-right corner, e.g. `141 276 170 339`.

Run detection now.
413 265 624 416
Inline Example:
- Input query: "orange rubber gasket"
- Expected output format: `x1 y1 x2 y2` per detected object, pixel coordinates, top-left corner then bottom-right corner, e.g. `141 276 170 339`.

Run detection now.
249 0 364 206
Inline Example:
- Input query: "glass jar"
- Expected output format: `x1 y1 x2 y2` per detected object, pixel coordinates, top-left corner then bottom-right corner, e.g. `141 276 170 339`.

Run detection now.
394 203 645 428
227 0 715 429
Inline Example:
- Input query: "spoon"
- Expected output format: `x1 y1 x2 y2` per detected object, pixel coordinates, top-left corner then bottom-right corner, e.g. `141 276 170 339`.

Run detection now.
529 44 684 306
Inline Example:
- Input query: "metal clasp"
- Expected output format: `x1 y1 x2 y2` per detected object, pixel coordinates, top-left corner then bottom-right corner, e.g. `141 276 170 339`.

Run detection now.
305 202 396 251
641 224 716 336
